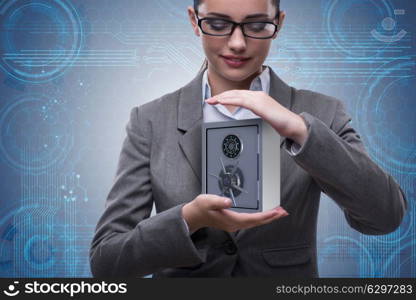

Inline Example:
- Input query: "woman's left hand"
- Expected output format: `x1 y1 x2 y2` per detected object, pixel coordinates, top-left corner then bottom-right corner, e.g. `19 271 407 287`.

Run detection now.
205 90 308 146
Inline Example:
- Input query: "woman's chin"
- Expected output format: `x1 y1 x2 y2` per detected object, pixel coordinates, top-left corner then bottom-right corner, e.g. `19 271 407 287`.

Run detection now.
220 68 259 83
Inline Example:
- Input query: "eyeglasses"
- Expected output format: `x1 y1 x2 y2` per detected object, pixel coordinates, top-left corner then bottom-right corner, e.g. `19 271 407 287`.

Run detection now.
195 10 279 39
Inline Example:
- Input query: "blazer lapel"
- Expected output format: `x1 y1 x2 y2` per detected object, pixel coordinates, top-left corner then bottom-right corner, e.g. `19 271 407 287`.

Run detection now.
177 69 205 184
268 67 292 110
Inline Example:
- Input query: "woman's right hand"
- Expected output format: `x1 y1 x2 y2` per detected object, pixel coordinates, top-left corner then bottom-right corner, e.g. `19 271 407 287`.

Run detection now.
181 194 289 234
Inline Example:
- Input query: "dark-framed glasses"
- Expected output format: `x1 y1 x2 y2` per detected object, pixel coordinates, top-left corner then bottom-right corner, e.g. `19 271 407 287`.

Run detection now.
195 11 279 39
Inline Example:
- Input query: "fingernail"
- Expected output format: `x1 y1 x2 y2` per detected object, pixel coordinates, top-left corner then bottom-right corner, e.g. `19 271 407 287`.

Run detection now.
224 199 231 205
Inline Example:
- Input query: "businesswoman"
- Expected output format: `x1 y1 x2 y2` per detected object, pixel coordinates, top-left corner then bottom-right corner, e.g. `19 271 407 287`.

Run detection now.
90 0 407 277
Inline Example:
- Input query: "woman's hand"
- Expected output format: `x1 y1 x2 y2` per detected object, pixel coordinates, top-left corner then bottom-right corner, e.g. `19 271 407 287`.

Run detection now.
205 90 308 146
182 194 288 233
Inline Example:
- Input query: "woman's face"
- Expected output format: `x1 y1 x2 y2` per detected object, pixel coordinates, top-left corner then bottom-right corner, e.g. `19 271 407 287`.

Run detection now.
188 0 283 84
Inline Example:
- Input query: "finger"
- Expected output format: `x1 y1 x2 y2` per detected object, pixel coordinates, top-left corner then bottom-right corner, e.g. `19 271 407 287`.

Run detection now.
255 207 290 224
217 208 275 225
204 195 233 210
272 206 289 216
238 213 284 230
206 95 244 103
206 96 249 109
264 207 290 220
219 205 288 218
225 208 287 226
261 207 289 220
249 212 286 228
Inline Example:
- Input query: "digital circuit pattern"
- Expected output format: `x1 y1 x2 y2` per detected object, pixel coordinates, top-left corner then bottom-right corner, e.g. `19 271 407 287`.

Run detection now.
0 0 414 277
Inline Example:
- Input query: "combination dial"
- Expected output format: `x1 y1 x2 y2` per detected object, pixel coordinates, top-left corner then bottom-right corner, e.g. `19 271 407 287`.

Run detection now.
222 134 242 158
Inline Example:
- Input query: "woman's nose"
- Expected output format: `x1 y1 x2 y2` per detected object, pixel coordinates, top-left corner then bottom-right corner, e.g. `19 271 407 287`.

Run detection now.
227 26 247 52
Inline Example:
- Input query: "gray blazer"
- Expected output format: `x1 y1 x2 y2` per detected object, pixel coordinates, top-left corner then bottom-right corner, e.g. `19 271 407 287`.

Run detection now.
89 66 407 277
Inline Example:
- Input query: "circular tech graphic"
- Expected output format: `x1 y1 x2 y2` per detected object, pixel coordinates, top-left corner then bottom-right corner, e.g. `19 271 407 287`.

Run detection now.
0 94 74 173
324 0 394 57
0 204 59 277
218 165 245 198
318 236 375 277
381 238 416 277
354 59 415 174
222 134 242 159
0 0 83 83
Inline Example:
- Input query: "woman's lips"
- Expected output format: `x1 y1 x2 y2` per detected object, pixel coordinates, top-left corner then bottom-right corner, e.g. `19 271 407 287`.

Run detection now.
221 56 251 68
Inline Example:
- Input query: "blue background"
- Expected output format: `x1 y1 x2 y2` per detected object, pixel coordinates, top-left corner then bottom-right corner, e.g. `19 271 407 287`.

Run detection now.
0 0 414 277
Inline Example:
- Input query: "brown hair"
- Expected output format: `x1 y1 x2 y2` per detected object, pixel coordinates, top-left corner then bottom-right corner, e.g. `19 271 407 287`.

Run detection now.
193 0 280 12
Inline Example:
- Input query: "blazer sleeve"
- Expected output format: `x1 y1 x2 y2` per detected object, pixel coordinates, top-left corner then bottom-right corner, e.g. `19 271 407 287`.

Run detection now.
283 100 408 235
89 106 206 278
